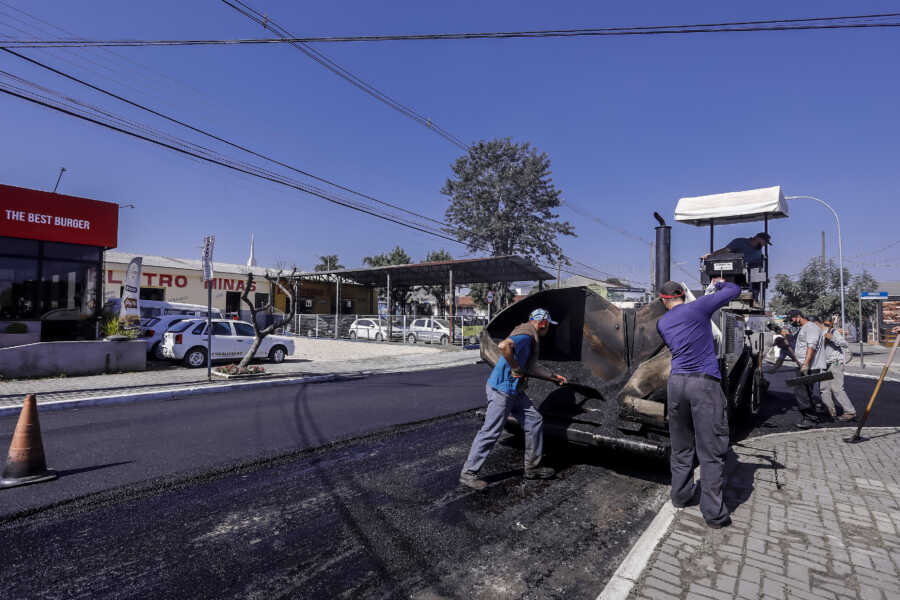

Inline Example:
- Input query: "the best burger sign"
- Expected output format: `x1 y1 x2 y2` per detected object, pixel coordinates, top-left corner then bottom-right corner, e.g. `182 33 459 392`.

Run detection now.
0 183 118 247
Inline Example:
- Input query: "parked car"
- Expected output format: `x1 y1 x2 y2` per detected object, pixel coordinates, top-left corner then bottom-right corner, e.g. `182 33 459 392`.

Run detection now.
348 317 404 341
406 318 457 345
140 314 196 360
160 319 294 367
297 315 335 338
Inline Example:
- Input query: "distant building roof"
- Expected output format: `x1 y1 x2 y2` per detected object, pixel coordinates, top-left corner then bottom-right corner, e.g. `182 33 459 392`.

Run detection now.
307 256 553 286
105 250 272 277
561 275 613 289
879 281 900 297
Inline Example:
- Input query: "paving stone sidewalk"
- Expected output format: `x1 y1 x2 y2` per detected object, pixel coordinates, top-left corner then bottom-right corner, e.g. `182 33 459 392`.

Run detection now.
0 350 482 407
628 427 900 600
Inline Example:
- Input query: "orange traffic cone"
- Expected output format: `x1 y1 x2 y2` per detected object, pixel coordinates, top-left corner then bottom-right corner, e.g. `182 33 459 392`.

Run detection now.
1 394 57 489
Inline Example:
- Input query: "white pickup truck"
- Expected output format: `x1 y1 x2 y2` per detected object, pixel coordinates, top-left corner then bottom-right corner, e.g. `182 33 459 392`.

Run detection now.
161 319 294 367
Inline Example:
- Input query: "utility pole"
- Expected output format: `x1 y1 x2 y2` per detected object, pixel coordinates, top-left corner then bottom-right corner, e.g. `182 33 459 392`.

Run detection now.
557 258 562 288
52 167 66 193
821 231 826 266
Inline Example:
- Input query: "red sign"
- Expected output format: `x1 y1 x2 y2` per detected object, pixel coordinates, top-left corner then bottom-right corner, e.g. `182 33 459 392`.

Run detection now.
0 183 118 247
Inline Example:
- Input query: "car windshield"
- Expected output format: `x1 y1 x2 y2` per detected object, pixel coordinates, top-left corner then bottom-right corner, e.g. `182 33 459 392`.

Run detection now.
141 318 159 328
434 319 450 329
168 320 199 333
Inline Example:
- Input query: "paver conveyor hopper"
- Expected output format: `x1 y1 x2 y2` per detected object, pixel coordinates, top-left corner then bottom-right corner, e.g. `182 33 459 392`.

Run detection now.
480 188 785 457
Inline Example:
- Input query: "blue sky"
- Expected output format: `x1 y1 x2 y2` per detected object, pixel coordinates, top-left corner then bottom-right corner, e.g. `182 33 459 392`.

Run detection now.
1 0 898 287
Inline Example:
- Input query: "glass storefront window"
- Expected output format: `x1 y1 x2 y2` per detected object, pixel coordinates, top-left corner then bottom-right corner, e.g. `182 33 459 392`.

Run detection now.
0 257 39 319
0 238 39 256
43 242 101 262
40 260 97 319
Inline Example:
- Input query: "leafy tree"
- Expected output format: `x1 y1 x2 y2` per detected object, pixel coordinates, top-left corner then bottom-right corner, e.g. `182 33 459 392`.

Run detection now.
420 249 453 315
314 255 343 272
441 138 574 307
363 246 412 313
770 259 878 329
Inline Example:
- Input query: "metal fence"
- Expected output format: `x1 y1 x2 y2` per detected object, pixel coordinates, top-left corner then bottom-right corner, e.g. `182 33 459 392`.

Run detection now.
289 314 488 348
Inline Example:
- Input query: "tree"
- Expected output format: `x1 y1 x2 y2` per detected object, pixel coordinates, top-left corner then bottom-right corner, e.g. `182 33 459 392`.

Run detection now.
441 138 574 307
363 246 412 313
770 259 878 329
238 268 297 369
420 249 453 315
314 255 343 272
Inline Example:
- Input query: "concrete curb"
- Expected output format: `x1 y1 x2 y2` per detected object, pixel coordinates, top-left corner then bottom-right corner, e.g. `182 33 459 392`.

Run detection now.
0 373 365 417
844 371 900 383
597 492 677 600
1 356 483 417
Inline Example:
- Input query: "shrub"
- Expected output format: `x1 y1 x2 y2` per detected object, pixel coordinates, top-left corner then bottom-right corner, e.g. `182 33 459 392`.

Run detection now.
4 322 28 334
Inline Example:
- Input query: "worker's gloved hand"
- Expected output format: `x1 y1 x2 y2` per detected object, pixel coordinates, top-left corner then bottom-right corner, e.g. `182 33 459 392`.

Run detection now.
799 365 809 376
510 368 524 378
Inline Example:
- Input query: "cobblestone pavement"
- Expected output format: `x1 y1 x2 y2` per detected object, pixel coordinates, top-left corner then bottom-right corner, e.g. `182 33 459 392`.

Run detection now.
628 427 900 600
0 350 481 407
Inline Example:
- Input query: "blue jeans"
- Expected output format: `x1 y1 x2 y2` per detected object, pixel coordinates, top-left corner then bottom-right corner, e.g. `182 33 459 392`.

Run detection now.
463 383 544 474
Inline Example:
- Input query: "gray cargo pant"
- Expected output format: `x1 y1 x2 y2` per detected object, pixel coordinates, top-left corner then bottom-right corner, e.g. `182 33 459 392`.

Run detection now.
462 383 544 474
820 363 855 416
668 373 731 526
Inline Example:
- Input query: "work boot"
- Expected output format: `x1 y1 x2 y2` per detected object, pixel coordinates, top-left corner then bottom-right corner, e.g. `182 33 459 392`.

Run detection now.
838 412 857 422
524 466 555 480
705 516 732 529
459 470 487 490
795 416 819 430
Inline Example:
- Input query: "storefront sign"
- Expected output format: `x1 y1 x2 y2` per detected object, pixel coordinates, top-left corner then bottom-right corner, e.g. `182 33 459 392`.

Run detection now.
118 257 142 328
0 183 118 247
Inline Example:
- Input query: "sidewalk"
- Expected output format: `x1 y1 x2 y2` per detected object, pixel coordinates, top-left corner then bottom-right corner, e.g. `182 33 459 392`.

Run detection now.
620 427 900 600
0 349 482 411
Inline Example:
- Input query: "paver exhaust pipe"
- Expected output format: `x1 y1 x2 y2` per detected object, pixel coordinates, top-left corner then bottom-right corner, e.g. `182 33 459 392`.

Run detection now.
479 284 672 459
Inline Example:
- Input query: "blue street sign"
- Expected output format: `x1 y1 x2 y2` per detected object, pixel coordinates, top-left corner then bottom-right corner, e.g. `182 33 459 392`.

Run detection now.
860 291 888 300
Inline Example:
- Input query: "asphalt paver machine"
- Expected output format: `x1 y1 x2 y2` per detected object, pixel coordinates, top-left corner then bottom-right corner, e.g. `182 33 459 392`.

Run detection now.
480 186 788 457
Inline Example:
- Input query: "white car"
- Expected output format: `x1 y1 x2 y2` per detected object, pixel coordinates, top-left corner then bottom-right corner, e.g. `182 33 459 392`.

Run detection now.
160 319 295 368
348 318 395 342
406 317 453 345
140 315 195 360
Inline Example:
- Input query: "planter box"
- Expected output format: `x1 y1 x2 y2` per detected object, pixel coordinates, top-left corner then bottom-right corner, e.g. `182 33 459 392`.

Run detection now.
211 370 266 380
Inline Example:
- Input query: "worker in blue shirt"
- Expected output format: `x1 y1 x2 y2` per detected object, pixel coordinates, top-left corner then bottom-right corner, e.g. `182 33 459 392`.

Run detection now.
657 278 741 529
460 308 567 490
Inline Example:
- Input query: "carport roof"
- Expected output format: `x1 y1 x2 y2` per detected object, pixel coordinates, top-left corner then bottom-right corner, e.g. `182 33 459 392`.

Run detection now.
298 256 553 286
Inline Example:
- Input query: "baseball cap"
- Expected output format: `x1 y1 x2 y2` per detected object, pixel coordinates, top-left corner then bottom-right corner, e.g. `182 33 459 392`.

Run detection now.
755 232 773 245
529 308 558 324
658 281 685 299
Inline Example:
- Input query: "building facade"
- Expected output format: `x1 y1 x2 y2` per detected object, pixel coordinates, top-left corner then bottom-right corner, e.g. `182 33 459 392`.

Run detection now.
104 252 375 318
1 184 117 345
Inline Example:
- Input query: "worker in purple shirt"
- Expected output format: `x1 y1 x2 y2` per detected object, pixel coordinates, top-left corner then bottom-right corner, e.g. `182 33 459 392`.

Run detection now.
656 278 741 529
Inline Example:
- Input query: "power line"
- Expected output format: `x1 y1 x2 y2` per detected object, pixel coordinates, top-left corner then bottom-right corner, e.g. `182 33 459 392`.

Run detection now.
221 0 470 151
0 71 619 283
4 14 900 47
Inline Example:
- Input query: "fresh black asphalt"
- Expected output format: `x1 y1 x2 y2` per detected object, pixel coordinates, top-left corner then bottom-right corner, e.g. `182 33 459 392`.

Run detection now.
0 364 897 598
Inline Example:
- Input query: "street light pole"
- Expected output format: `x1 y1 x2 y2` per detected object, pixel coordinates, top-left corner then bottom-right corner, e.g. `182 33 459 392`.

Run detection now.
785 195 845 333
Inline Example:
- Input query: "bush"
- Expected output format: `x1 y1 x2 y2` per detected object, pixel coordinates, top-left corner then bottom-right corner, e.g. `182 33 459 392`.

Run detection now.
4 322 28 334
214 363 265 376
102 317 138 339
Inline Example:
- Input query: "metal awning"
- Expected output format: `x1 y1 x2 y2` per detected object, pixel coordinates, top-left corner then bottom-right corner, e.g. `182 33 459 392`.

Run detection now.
297 255 553 286
675 186 789 226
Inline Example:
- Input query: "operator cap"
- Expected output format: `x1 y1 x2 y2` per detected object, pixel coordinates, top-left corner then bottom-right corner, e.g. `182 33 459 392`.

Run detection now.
755 232 773 245
658 281 685 299
529 308 558 324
